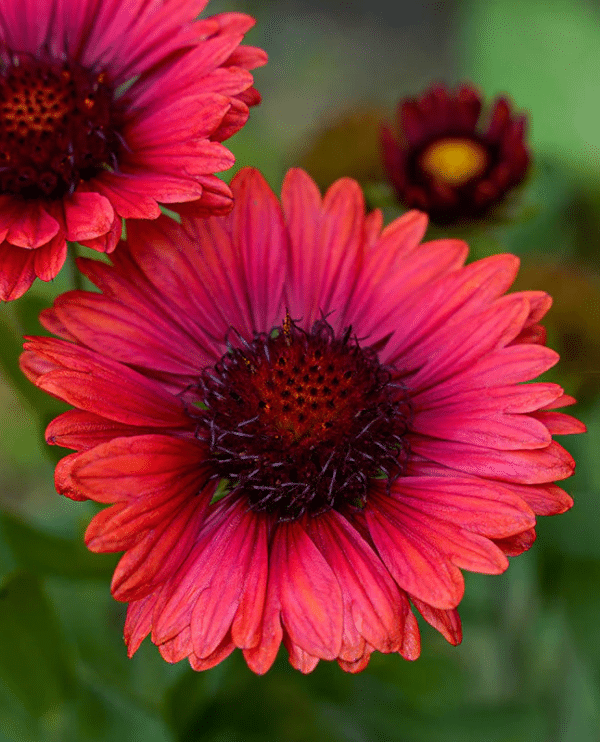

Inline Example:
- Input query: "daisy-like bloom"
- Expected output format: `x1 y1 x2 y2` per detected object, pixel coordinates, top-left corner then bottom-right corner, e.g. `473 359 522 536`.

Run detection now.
21 168 583 674
381 83 530 225
0 0 266 301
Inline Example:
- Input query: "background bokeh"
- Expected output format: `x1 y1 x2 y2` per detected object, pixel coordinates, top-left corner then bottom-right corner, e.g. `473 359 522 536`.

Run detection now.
0 0 599 740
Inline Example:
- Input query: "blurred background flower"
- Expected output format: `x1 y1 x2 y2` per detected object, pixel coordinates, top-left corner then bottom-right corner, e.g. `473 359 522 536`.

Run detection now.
0 0 598 740
380 83 530 225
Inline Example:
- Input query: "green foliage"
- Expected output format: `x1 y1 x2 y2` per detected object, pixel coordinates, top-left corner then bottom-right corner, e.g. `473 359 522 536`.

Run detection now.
0 513 118 580
0 573 73 719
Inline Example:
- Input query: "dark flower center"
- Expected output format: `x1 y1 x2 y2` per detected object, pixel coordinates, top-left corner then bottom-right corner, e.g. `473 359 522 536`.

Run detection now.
195 315 411 520
0 53 123 200
419 137 489 187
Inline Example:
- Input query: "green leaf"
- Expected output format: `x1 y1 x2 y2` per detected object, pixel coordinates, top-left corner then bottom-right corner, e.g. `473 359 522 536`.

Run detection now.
0 572 73 718
1 513 118 580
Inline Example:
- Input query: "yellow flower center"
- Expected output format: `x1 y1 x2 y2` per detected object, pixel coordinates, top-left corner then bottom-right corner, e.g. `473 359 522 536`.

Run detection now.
420 137 488 186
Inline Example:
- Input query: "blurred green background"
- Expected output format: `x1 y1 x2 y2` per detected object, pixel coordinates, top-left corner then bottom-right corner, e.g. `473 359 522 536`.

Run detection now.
0 0 599 739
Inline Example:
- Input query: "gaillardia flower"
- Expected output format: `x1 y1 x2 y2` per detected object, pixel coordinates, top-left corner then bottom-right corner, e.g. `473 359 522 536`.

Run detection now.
381 84 530 225
22 168 583 674
0 0 266 300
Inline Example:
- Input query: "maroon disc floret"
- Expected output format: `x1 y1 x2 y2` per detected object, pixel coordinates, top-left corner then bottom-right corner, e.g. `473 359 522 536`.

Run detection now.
0 53 123 199
196 314 411 519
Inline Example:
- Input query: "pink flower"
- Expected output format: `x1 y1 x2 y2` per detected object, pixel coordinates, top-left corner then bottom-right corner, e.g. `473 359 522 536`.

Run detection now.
0 0 266 300
22 168 584 674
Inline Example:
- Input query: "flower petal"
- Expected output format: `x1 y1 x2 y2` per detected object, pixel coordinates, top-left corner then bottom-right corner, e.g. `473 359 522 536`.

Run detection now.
271 520 343 660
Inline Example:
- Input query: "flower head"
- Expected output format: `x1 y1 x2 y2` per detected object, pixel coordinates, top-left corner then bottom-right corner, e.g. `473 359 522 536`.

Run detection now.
22 168 583 674
381 83 530 225
0 0 266 300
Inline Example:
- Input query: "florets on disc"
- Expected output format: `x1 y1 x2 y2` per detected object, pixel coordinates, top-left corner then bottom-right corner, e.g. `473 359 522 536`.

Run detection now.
195 315 411 520
0 52 122 199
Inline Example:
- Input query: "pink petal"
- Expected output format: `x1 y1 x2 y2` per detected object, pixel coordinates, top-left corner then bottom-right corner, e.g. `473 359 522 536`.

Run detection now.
418 344 560 406
271 520 343 660
33 233 68 282
308 510 404 655
67 434 209 504
31 338 190 427
0 243 37 301
413 382 563 414
529 410 587 435
242 588 283 675
127 93 231 146
124 594 157 656
46 409 148 451
190 504 268 658
229 168 288 333
392 476 535 538
495 481 574 516
366 492 465 610
411 407 552 450
410 597 462 645
6 201 59 248
410 436 575 484
93 173 162 219
378 253 519 366
282 170 366 331
493 528 537 556
152 499 266 659
405 295 531 391
52 290 212 375
158 626 193 664
64 192 115 241
109 494 210 602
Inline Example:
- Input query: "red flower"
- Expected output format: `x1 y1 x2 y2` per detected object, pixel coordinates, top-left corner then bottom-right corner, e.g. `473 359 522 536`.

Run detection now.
22 168 584 674
381 83 530 225
0 0 266 300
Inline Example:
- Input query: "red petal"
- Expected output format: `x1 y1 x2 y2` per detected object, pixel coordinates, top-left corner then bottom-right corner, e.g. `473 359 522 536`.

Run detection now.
6 201 59 248
529 410 586 435
308 510 404 655
109 495 210 602
367 492 466 610
272 520 343 660
64 192 115 241
188 638 235 671
30 338 190 427
190 504 268 658
46 409 149 451
493 528 537 556
68 434 209 504
410 596 462 645
124 594 156 656
284 639 320 674
0 243 36 301
410 437 575 485
392 476 535 539
78 213 122 253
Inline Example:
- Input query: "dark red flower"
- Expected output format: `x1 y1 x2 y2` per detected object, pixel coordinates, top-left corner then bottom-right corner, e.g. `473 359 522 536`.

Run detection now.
381 83 530 225
21 168 583 674
0 0 266 300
